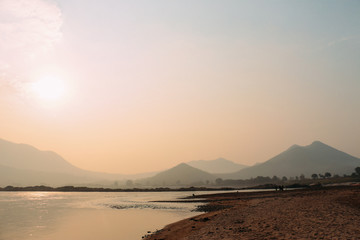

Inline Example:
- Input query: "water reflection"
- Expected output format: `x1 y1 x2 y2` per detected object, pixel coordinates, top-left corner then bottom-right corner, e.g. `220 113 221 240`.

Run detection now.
19 192 65 201
0 191 209 240
44 208 193 240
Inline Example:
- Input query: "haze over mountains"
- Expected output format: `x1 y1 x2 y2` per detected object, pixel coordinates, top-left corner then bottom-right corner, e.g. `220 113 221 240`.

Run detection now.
0 138 89 175
221 141 360 179
1 138 359 187
142 163 216 186
0 139 154 186
187 158 248 174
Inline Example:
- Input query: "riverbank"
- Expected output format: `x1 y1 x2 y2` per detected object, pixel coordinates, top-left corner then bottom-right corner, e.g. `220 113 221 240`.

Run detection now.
0 185 235 192
144 186 360 239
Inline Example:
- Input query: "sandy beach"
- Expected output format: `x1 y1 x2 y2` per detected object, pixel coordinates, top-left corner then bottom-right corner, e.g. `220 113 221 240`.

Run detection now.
145 186 360 239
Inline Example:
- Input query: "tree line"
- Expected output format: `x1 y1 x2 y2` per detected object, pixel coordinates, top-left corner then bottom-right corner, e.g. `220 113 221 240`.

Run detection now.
215 167 360 187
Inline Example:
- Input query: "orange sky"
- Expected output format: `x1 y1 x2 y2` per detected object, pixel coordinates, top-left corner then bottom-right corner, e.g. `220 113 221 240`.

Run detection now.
1 0 360 174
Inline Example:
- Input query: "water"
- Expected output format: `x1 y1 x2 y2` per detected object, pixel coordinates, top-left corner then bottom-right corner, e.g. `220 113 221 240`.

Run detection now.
0 191 232 240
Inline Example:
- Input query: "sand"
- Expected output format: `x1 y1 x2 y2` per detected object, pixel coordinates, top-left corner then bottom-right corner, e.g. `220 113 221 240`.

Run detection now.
144 186 360 239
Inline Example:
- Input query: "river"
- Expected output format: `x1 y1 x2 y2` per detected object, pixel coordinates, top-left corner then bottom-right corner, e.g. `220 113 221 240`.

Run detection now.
0 191 233 240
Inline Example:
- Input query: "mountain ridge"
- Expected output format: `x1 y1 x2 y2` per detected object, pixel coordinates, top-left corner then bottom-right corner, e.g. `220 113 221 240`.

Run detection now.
0 138 81 174
221 141 360 179
187 157 248 174
1 138 359 186
0 138 156 186
142 163 216 186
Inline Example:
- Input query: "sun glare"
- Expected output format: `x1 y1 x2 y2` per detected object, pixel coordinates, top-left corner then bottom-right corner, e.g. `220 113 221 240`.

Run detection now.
31 76 66 101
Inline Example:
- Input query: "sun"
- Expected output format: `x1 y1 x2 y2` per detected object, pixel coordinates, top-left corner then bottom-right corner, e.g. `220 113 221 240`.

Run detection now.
31 75 66 101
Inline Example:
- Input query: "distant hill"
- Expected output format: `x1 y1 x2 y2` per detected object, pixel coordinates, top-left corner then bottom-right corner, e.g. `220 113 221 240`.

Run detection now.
143 163 216 186
0 138 136 186
221 141 360 179
0 164 99 186
187 158 248 174
0 138 89 175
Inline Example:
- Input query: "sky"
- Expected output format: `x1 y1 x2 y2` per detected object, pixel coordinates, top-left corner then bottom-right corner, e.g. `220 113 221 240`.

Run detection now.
1 0 360 174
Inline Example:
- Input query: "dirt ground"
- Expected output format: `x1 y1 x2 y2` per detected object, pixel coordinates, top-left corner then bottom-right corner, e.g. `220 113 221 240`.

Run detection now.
144 186 360 240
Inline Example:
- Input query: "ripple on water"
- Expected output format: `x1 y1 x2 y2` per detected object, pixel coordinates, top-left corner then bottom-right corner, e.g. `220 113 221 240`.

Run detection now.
105 203 185 210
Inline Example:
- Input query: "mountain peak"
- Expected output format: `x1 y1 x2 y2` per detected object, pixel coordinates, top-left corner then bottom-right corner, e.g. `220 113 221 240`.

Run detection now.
311 140 326 146
223 141 360 179
187 158 248 174
287 144 301 151
287 141 328 151
174 163 191 169
145 162 215 185
308 141 334 150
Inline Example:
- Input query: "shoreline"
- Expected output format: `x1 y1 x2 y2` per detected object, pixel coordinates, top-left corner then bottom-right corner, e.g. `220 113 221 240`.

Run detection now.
144 186 360 239
0 185 237 192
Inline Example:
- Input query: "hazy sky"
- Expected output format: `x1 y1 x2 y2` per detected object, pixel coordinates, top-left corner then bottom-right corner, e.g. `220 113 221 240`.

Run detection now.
1 0 360 174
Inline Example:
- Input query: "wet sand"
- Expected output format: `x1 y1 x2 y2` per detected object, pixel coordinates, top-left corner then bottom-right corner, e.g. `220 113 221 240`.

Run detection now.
144 186 360 239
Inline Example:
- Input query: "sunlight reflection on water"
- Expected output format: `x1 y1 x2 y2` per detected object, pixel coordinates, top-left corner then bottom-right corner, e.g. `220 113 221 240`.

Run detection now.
0 191 232 240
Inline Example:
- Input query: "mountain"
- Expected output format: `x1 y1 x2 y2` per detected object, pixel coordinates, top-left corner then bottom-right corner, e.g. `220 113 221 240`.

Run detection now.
187 158 248 174
0 138 131 186
0 138 88 175
0 163 101 186
222 141 360 179
143 163 216 186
